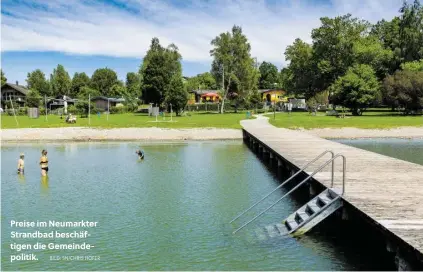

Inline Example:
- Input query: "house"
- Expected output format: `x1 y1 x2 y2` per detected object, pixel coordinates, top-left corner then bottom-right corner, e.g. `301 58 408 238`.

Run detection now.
46 95 77 112
91 96 125 111
1 82 29 107
188 90 221 104
259 89 288 105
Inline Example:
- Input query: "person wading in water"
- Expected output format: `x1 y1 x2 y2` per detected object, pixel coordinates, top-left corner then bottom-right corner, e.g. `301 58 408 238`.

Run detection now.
136 150 145 160
17 153 25 174
40 150 49 176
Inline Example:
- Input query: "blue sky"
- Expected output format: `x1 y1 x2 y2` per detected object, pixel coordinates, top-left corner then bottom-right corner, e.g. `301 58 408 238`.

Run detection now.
1 0 402 85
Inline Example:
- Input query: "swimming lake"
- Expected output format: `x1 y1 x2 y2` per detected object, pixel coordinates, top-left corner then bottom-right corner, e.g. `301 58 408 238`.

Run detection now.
1 141 396 270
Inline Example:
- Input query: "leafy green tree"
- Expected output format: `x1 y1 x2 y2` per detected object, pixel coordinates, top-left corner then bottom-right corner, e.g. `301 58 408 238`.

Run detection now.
284 39 314 97
248 89 262 110
77 86 100 99
26 90 42 108
90 68 118 96
185 72 217 92
141 38 183 105
109 82 128 98
70 72 90 97
311 14 369 93
210 25 259 113
383 70 423 114
165 76 188 115
398 0 423 63
50 64 71 96
126 72 141 98
1 69 7 86
401 59 423 71
352 36 393 79
329 64 380 115
26 69 50 96
258 62 279 89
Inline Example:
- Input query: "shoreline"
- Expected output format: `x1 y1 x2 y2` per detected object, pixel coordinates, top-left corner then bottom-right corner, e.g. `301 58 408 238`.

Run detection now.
1 126 423 142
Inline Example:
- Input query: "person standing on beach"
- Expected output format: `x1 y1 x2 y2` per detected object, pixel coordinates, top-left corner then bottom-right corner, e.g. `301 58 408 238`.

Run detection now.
40 150 49 176
17 153 25 174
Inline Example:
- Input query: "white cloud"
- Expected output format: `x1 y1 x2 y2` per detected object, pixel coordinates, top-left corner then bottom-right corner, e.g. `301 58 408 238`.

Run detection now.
1 0 403 67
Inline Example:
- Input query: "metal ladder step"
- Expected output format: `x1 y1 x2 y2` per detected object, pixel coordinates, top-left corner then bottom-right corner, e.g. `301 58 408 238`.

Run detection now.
317 194 331 207
264 225 279 238
295 211 309 224
285 218 298 231
306 201 321 215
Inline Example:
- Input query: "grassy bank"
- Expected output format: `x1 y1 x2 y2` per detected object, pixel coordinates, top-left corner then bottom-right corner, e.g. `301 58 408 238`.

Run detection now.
268 111 423 129
1 112 253 129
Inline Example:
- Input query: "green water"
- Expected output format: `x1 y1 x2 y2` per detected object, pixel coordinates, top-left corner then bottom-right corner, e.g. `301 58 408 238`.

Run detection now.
2 141 386 271
335 138 423 166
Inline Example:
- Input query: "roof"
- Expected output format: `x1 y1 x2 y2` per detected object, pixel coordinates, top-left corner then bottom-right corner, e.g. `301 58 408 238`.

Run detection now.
1 83 30 95
258 89 286 94
189 89 219 95
91 96 125 103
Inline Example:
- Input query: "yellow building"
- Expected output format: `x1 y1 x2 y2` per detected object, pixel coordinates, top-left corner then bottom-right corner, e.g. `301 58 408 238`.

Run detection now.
259 89 288 103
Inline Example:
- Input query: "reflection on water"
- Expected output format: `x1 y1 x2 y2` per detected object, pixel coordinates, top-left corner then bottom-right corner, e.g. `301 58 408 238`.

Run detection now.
1 142 392 271
40 175 49 196
17 173 26 184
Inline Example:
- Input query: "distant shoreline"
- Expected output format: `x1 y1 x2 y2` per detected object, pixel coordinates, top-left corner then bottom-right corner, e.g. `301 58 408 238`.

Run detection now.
1 126 423 143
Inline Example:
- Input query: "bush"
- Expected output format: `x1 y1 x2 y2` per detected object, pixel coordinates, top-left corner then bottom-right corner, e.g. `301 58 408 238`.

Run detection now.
18 107 28 116
109 106 127 114
67 105 77 114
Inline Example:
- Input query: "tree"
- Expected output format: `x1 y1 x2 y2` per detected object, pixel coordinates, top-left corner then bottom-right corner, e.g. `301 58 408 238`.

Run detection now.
165 76 188 115
26 69 51 96
383 70 423 114
210 25 259 113
398 0 423 63
284 38 314 97
329 64 380 115
109 82 128 98
311 14 370 92
90 68 118 96
258 62 279 89
50 64 71 96
1 69 7 86
248 89 262 110
77 86 100 99
71 72 90 97
26 90 42 108
401 59 423 71
184 72 217 92
141 38 183 105
352 36 393 79
126 72 141 98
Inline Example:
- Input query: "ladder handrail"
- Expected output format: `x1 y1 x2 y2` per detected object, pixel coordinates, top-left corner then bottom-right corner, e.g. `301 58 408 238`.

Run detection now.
229 150 335 224
233 154 346 234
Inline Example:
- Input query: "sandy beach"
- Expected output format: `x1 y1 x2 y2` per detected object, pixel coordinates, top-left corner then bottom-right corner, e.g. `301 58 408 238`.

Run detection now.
0 127 243 142
1 126 423 142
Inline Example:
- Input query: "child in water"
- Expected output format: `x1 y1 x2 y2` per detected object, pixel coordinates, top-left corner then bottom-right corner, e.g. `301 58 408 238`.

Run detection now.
136 150 145 160
17 153 25 174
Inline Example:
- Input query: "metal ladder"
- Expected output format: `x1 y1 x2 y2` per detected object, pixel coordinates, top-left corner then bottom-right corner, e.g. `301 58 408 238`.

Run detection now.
231 151 346 236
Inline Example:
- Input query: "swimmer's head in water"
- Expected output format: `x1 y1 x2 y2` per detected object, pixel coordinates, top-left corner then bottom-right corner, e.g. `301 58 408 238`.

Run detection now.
20 153 24 159
42 149 47 155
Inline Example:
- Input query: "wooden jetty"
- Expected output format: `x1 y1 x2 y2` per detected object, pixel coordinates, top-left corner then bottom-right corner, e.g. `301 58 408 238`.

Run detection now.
241 115 423 269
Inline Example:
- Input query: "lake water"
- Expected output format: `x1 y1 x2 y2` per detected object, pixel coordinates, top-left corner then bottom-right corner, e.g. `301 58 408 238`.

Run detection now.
1 141 391 270
334 138 423 166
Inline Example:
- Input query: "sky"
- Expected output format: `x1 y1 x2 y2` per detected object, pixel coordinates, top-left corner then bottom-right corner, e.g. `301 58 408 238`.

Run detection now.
1 0 404 85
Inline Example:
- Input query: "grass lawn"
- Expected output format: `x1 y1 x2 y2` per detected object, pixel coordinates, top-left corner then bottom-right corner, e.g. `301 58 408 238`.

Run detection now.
1 112 253 129
268 111 423 129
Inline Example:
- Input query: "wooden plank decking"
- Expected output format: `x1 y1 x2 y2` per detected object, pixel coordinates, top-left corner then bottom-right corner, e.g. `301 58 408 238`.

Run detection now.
241 116 423 255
